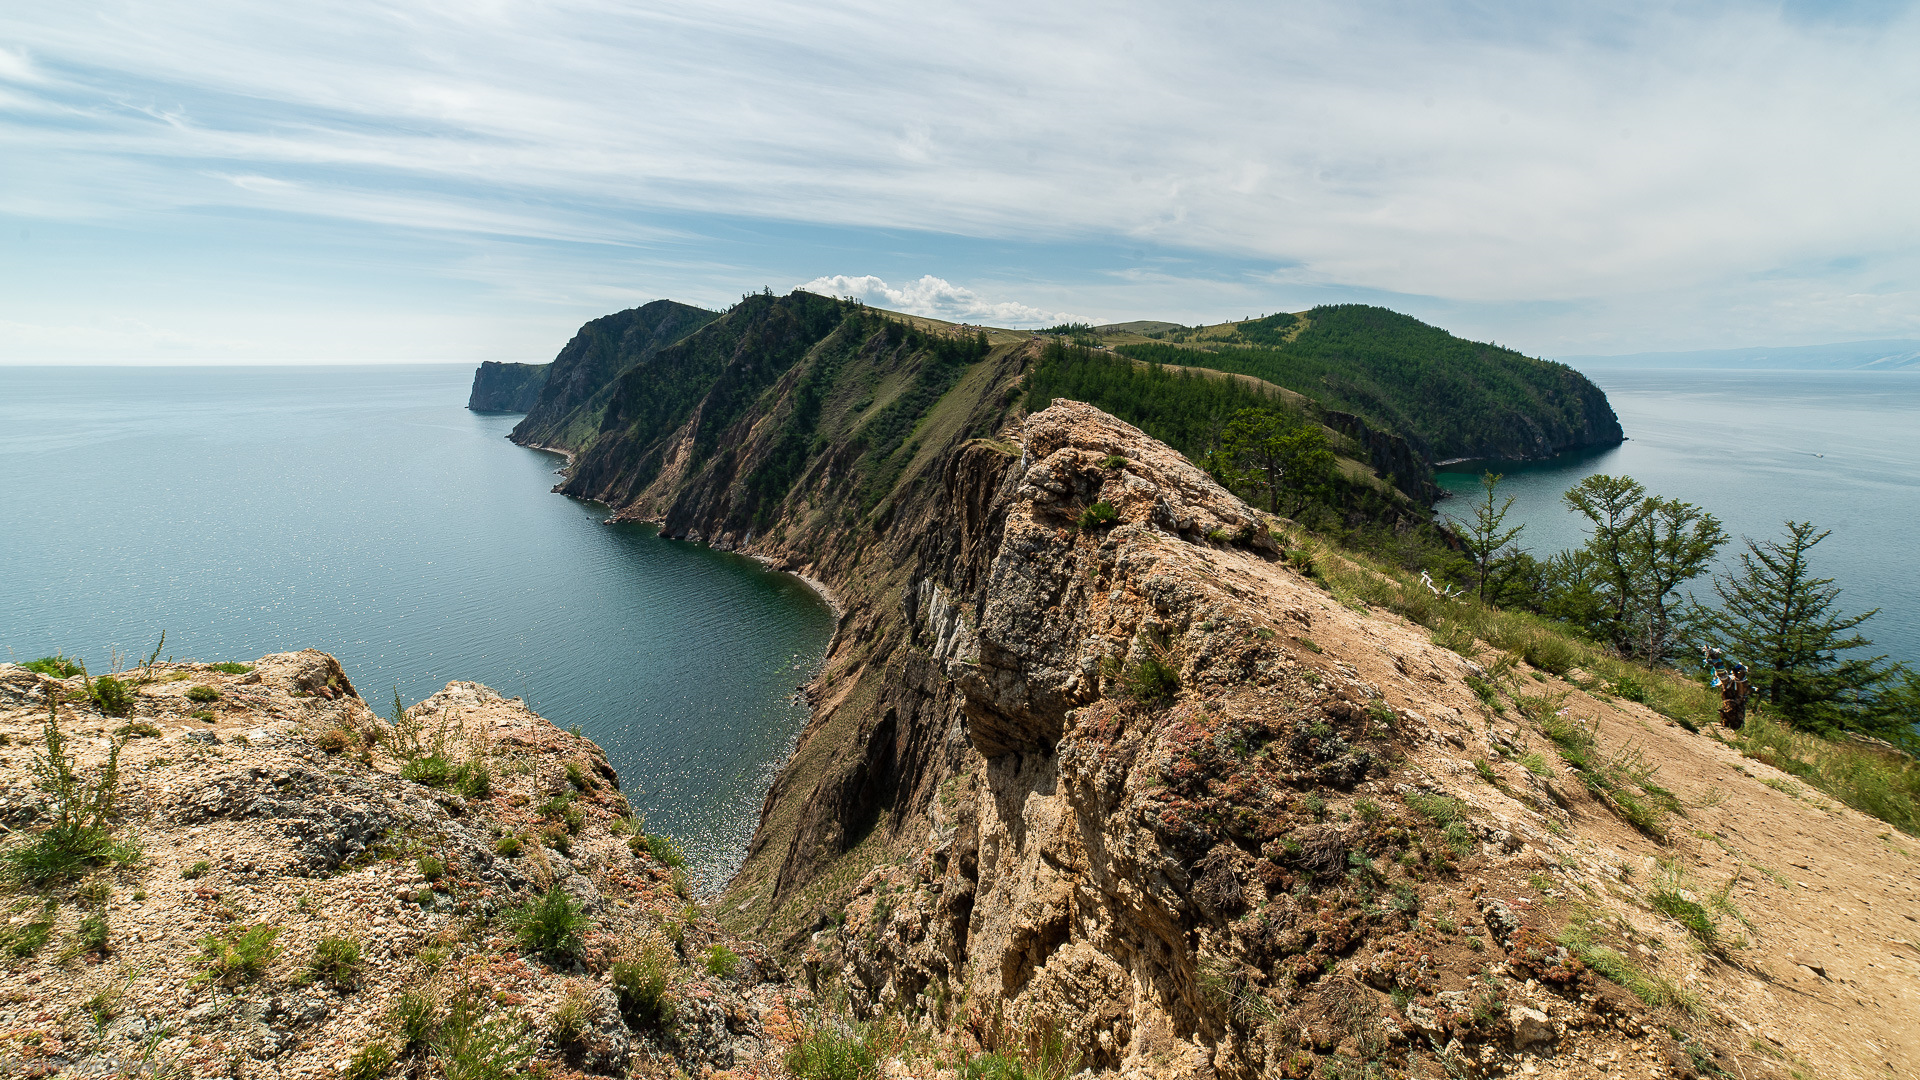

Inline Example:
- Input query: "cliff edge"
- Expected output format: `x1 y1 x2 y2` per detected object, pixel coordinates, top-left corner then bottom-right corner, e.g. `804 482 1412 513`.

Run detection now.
759 401 1915 1079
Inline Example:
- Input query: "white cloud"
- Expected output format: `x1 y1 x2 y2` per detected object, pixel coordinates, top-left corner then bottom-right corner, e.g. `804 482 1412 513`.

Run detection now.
796 275 1091 328
4 1 1920 353
0 47 40 84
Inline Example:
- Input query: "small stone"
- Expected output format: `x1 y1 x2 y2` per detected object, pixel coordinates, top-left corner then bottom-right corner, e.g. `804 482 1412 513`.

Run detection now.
1510 1005 1555 1051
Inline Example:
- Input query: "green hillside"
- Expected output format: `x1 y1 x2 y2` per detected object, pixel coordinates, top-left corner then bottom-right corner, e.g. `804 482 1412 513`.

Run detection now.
1111 305 1622 463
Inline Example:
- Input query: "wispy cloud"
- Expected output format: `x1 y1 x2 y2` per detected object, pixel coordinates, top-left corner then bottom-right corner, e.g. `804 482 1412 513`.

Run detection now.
3 1 1918 358
797 275 1090 327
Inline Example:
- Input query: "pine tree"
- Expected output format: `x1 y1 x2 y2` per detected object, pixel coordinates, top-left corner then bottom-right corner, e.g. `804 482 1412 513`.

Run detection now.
1561 474 1724 660
1632 496 1726 663
1710 520 1893 733
1562 474 1649 650
1459 471 1525 602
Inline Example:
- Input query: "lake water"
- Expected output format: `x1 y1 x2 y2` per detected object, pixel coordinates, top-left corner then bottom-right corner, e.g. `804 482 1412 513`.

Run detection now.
1437 368 1920 668
0 364 836 893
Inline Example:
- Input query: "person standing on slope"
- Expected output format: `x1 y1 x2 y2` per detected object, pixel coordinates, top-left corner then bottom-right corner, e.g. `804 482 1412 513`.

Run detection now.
1719 662 1752 730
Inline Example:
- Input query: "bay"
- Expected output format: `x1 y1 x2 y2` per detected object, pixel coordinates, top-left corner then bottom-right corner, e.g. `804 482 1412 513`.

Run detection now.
0 364 836 893
1437 368 1920 668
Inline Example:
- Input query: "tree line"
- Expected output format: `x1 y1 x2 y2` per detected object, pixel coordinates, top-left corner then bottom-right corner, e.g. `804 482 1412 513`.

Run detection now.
1456 471 1917 745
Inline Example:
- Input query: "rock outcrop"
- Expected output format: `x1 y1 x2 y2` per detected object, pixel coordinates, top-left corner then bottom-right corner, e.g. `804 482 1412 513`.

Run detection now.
734 401 1913 1080
466 361 549 413
0 653 806 1079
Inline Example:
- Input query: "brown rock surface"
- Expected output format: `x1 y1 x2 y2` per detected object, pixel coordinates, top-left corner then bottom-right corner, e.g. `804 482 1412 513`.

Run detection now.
0 652 805 1078
754 401 1918 1080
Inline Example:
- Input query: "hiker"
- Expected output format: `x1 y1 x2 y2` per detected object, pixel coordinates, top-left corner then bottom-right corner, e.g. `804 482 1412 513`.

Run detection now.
1719 662 1751 730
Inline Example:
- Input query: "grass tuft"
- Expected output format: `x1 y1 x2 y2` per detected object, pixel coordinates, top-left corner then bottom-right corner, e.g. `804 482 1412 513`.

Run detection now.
507 886 591 963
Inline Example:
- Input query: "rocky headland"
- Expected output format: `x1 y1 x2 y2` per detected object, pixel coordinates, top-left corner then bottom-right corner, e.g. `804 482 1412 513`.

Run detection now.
466 362 550 413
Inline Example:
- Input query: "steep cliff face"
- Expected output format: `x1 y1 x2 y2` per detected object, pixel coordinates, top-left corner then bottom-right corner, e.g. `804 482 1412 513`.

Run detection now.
466 361 549 412
510 299 720 450
758 403 1914 1080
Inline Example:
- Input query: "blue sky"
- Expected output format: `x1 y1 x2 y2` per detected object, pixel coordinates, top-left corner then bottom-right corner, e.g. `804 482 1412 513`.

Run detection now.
3 0 1918 363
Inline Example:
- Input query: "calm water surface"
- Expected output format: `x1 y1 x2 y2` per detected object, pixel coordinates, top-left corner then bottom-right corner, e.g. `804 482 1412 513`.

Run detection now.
1438 368 1920 666
0 364 836 893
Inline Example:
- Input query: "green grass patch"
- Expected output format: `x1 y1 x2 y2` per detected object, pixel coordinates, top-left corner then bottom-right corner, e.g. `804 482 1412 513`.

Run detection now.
197 923 283 983
506 886 591 963
307 934 363 989
611 945 677 1030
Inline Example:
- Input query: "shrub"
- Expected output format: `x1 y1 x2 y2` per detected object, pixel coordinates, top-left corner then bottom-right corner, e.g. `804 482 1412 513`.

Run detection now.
315 728 352 754
636 832 685 868
494 835 521 857
564 761 590 790
90 674 135 716
190 710 215 723
197 923 283 983
24 655 82 678
308 934 363 989
1521 633 1580 677
610 947 676 1030
704 943 740 977
211 662 252 675
507 887 592 963
1077 501 1119 530
401 754 454 786
418 855 445 880
1105 645 1175 707
181 860 211 879
185 685 221 703
459 762 492 799
1100 453 1128 469
343 1042 395 1080
2 693 135 885
117 721 161 738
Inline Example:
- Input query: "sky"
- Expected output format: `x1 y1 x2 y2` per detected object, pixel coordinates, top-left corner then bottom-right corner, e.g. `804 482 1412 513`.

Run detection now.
3 1 1918 363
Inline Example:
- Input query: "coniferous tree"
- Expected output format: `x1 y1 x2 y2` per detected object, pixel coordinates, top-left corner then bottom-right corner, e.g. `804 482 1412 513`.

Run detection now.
1212 409 1335 516
1709 520 1894 734
1459 471 1525 603
1562 474 1651 652
1632 496 1727 663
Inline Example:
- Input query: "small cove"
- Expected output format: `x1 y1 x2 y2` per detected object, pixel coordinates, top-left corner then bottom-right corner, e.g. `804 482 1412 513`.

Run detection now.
0 364 837 893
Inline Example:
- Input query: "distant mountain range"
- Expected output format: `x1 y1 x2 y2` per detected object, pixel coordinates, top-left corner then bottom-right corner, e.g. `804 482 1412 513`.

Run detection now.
1562 339 1920 371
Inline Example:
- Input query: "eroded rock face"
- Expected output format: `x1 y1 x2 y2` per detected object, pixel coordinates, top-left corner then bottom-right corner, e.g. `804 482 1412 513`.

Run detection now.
798 402 1703 1078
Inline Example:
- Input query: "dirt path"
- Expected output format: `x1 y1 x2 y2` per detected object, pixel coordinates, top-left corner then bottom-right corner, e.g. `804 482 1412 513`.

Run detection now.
1542 677 1920 1080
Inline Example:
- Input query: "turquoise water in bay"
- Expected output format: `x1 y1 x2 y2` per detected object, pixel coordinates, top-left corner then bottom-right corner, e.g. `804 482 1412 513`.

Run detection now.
1437 368 1920 668
0 364 835 893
